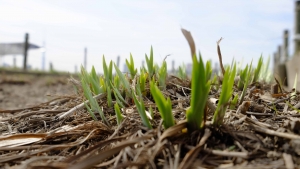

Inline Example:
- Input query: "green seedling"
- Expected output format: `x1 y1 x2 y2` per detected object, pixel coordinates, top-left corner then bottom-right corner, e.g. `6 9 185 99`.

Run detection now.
126 54 138 79
114 63 132 98
99 76 106 92
114 74 120 89
252 55 263 83
177 64 187 80
150 81 175 129
139 69 148 94
259 55 271 82
186 54 212 130
230 94 239 110
239 61 253 105
132 89 152 129
89 66 103 95
103 56 113 83
145 46 155 78
237 64 249 91
213 63 236 126
110 81 127 107
157 61 167 90
81 79 109 125
106 81 113 107
84 101 97 121
114 103 124 125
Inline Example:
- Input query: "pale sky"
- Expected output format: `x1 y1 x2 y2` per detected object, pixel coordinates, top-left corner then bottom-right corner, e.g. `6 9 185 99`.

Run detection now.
0 0 295 73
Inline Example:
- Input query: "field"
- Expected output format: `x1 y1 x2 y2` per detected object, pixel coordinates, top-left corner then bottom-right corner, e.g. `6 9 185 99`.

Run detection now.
1 33 300 169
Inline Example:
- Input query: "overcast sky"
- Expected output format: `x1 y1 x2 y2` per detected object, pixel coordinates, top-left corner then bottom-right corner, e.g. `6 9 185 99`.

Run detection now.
0 0 295 73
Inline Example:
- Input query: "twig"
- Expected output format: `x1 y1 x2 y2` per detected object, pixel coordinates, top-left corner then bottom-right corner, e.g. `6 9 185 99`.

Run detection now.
204 149 248 159
251 124 300 139
56 93 106 120
217 37 225 75
282 153 294 169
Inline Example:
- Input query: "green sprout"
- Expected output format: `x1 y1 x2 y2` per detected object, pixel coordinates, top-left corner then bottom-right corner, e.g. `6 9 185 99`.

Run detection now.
114 103 124 125
252 55 263 83
259 55 271 82
157 60 168 90
177 64 187 80
114 74 120 89
89 66 103 94
132 88 152 129
186 54 212 130
145 46 155 78
212 63 236 126
230 94 239 110
150 81 175 129
114 63 132 98
139 69 148 94
81 78 109 125
239 61 253 105
102 56 113 83
125 54 137 79
102 56 114 107
237 64 249 91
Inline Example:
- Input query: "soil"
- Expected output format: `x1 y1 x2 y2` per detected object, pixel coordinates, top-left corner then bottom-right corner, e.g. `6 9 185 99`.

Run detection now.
0 71 300 169
0 73 74 109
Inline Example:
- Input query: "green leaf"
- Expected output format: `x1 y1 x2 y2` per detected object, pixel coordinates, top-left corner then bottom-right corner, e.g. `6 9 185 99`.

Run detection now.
186 54 211 130
132 91 152 129
114 63 132 98
114 103 124 125
252 55 263 83
213 63 236 126
150 81 174 129
125 53 137 79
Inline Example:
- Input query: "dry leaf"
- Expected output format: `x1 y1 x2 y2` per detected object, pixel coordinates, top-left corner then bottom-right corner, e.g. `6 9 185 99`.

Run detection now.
181 28 196 58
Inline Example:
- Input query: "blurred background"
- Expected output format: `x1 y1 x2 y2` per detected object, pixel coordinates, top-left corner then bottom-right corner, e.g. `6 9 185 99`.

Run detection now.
0 0 294 74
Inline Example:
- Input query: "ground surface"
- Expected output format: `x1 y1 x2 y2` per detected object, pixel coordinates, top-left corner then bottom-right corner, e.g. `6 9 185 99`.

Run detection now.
0 72 74 109
0 72 300 169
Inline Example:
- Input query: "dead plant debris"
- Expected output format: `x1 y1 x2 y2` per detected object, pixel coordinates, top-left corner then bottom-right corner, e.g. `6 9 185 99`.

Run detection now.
0 74 300 169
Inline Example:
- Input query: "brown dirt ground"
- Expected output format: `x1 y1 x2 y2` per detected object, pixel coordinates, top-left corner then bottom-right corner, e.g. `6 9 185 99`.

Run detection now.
0 73 74 109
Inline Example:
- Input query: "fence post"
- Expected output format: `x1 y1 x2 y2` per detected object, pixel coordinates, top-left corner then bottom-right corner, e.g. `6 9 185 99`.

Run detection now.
283 30 289 62
23 33 29 70
294 1 300 55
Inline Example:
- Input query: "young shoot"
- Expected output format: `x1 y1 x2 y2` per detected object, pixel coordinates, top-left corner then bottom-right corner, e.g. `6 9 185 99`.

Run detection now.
186 54 212 131
157 61 167 90
125 54 137 79
252 55 263 83
237 64 249 91
212 63 236 126
177 64 187 80
132 89 152 129
145 46 155 78
150 81 174 129
81 79 109 125
239 61 253 105
114 103 124 125
139 69 148 94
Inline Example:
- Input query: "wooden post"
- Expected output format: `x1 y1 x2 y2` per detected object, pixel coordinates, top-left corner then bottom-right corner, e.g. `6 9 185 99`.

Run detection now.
84 47 87 69
295 1 300 55
283 30 289 62
277 45 282 63
23 33 29 70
